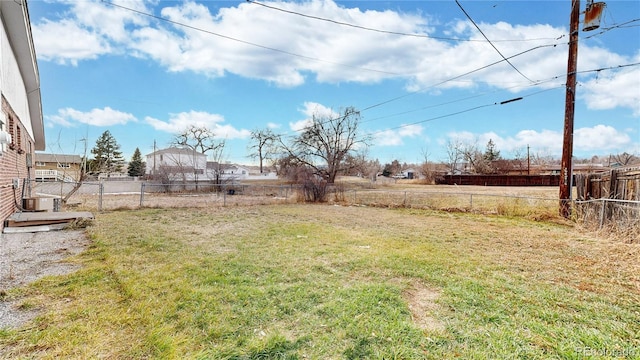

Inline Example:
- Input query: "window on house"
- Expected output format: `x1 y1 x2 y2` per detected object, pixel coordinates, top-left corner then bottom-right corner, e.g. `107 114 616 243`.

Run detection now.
36 161 45 166
7 114 14 148
57 163 71 168
16 125 22 150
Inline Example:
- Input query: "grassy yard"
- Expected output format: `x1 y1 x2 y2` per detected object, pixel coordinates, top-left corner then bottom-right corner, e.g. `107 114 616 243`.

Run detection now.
1 204 639 359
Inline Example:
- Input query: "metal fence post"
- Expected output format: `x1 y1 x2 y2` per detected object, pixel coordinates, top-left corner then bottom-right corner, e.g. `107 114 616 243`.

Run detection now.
599 199 606 229
140 182 145 207
470 194 473 209
99 182 104 212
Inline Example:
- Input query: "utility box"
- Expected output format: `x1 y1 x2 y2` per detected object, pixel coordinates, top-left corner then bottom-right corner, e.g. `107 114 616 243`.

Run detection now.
23 197 55 212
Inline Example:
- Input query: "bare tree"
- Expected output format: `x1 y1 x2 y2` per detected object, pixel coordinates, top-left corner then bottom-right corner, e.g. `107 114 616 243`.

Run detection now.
611 152 638 166
445 138 463 174
460 140 494 174
248 128 279 174
282 107 369 184
172 125 225 187
512 147 528 174
420 147 436 183
342 151 371 177
273 154 302 179
173 125 224 155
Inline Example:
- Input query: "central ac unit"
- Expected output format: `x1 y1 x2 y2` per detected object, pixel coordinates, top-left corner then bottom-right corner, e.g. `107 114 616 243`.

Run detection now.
23 197 54 211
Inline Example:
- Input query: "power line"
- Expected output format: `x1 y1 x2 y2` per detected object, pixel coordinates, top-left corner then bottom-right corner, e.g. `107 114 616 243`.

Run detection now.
246 0 565 43
363 76 565 124
583 18 640 39
364 61 640 138
360 42 561 112
102 0 638 138
366 86 563 138
455 0 534 83
273 60 639 142
102 0 564 112
101 0 406 77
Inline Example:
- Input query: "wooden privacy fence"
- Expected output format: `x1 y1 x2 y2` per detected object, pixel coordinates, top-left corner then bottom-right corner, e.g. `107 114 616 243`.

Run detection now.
437 175 561 186
575 167 640 238
576 166 640 201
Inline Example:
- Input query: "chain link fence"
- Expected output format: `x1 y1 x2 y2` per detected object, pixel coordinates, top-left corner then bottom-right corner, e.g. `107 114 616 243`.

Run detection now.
29 180 300 211
26 179 638 241
28 180 557 215
575 199 640 234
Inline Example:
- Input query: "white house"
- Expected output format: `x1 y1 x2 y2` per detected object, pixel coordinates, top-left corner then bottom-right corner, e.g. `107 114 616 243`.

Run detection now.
146 147 207 180
0 0 46 226
206 162 250 181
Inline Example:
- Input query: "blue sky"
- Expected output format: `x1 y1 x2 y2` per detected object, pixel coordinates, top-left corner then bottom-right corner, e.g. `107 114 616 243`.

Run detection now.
28 0 639 165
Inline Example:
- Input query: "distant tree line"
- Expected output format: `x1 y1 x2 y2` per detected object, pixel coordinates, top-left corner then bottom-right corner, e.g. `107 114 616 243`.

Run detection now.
75 116 639 204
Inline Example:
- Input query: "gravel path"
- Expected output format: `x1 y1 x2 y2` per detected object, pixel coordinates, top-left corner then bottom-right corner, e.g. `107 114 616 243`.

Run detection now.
0 229 89 329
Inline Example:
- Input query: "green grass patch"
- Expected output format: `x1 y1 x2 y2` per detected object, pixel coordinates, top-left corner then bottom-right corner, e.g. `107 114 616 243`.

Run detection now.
1 205 638 359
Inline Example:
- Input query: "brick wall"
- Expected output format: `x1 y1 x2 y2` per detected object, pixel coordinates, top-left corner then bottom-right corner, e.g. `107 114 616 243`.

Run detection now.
1 96 34 230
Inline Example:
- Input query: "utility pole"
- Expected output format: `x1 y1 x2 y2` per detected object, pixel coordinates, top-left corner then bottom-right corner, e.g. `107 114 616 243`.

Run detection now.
559 0 580 218
559 0 605 217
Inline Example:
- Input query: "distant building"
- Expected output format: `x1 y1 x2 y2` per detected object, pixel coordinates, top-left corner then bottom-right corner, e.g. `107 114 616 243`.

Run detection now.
206 162 250 181
34 153 82 182
145 147 207 180
539 163 607 175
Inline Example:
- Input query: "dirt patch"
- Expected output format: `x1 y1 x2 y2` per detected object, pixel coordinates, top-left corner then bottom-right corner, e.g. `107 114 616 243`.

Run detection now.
0 229 89 329
403 281 445 333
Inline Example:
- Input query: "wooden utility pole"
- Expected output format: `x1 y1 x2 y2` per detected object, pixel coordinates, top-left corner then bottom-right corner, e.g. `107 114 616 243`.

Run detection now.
559 0 580 217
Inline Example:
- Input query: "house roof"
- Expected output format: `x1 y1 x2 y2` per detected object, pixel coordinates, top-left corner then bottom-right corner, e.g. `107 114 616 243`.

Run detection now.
206 162 249 171
35 153 82 164
146 147 206 157
1 0 45 150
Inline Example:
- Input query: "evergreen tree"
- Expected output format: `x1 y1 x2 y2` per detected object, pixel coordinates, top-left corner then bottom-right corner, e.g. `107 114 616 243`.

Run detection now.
484 139 501 162
127 147 146 177
91 130 124 177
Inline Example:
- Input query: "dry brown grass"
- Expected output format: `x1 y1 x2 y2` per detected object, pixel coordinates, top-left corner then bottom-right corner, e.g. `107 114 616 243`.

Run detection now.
56 180 638 242
2 203 639 358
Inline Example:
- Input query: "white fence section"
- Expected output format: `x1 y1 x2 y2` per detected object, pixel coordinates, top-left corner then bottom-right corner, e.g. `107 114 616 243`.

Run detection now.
35 170 75 183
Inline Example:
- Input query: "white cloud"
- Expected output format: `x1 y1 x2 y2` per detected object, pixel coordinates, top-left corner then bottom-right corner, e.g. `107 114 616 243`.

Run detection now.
145 111 250 139
374 129 403 146
49 107 136 126
574 125 632 151
32 0 639 115
290 102 339 132
375 124 423 146
447 125 632 155
32 19 110 65
398 124 423 138
31 0 150 64
70 0 150 42
299 102 339 119
289 119 312 133
581 63 640 116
